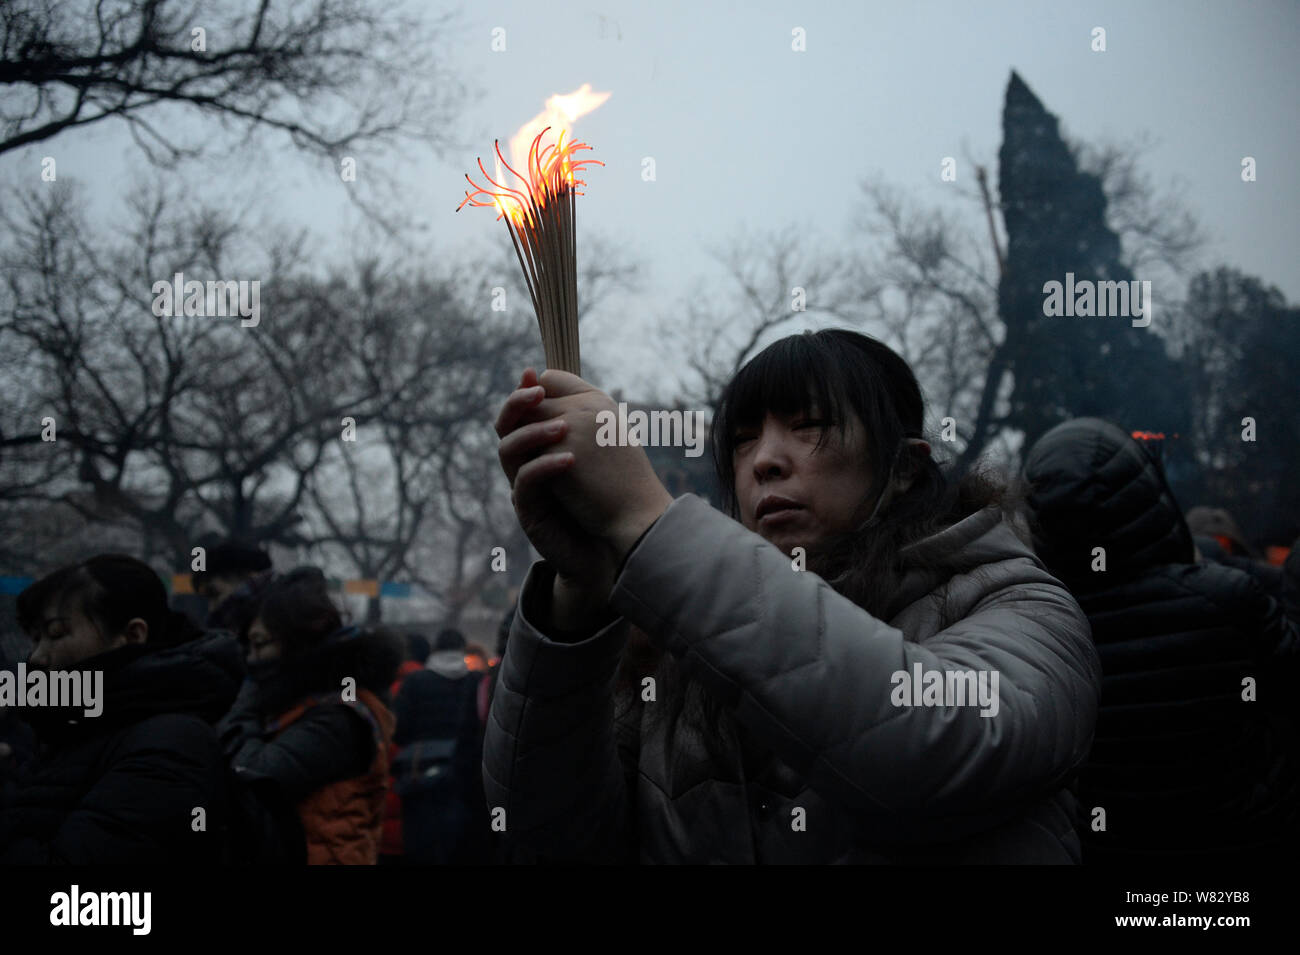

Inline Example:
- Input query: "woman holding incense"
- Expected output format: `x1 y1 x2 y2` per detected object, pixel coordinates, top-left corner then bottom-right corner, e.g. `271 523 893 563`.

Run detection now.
486 329 1101 863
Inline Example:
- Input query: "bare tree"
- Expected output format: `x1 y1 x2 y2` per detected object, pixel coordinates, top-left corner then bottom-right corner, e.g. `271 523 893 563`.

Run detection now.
659 227 882 411
854 180 1004 467
1 0 465 165
0 181 396 568
301 261 536 623
659 133 1206 475
303 238 641 625
1078 134 1206 294
856 134 1205 471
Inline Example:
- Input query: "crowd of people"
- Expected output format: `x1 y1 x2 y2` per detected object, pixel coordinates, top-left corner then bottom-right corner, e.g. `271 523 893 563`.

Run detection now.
0 545 503 864
1 328 1296 864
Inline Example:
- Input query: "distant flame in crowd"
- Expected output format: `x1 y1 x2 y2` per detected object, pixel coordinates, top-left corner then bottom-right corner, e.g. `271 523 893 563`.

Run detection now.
1131 431 1180 441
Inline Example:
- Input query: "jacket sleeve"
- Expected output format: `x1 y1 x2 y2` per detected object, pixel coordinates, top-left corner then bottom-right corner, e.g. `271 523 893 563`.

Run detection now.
481 561 636 863
608 494 1102 844
0 715 223 864
223 703 374 804
1205 559 1300 690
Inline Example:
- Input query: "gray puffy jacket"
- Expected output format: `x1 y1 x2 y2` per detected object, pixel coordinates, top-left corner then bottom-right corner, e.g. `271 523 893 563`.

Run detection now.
484 494 1101 863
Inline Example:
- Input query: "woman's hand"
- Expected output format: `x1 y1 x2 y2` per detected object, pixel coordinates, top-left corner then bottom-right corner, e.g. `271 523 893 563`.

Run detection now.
496 368 673 610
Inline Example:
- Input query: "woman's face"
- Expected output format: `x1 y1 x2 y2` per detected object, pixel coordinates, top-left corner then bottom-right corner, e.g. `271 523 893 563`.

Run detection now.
27 605 144 669
732 407 877 555
246 617 281 664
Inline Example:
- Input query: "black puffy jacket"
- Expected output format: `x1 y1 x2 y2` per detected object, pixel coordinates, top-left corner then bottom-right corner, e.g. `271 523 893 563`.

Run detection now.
1024 417 1300 862
0 632 243 864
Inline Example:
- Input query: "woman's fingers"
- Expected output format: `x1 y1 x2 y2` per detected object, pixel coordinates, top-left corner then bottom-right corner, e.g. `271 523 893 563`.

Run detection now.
537 368 592 398
511 451 575 510
495 385 548 438
495 366 577 439
498 417 569 483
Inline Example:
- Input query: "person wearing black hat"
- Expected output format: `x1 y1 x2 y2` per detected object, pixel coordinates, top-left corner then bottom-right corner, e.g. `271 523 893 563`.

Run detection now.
192 538 274 644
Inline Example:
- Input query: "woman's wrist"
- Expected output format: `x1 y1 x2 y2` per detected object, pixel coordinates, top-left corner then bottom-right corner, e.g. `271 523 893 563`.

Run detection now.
550 569 617 639
608 490 674 568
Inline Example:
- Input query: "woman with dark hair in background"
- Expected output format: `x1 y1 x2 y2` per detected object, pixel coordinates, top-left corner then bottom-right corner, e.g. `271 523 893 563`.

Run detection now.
0 554 244 863
217 567 401 864
487 328 1102 863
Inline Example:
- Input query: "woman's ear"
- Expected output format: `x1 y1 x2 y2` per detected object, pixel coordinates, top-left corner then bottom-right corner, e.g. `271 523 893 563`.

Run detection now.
891 439 933 493
116 617 149 647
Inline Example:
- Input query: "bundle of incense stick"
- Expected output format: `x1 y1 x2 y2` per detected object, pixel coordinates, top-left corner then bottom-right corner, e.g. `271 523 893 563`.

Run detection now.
457 128 602 375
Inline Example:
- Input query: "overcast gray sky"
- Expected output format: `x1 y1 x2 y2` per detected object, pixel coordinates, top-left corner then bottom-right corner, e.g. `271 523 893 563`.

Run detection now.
9 0 1297 399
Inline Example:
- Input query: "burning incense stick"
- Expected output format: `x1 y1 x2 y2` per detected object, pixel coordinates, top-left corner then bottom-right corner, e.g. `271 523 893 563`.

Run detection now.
457 128 602 375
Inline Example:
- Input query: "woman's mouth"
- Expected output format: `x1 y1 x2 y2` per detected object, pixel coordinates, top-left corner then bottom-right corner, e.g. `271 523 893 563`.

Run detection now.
756 495 805 525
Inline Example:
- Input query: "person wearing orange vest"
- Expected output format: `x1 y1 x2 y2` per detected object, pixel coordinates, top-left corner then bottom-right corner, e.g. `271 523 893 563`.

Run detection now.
217 568 402 864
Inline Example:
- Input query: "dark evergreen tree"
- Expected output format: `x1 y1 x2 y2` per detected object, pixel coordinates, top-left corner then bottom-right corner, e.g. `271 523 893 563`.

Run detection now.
998 71 1188 449
1169 267 1300 545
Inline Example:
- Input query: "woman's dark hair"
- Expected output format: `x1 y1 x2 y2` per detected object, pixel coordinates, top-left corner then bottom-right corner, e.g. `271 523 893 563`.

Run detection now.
16 553 203 649
620 329 1006 762
255 567 345 660
711 328 1003 615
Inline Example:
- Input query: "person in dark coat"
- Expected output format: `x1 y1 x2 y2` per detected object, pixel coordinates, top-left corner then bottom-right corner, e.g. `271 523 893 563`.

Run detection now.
379 632 433 864
192 538 274 646
216 567 402 864
0 554 243 864
488 330 1101 863
1186 505 1286 596
1023 417 1300 863
387 628 492 864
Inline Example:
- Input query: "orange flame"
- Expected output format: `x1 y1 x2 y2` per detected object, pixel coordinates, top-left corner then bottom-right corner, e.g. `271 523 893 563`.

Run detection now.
507 84 610 176
457 84 609 226
457 129 602 227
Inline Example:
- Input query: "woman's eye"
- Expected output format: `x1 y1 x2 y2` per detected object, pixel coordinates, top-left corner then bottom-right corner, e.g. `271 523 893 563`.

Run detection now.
795 419 829 430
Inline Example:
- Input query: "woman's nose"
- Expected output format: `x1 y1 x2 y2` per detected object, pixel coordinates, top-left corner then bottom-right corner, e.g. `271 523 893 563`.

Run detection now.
27 643 49 669
751 425 792 480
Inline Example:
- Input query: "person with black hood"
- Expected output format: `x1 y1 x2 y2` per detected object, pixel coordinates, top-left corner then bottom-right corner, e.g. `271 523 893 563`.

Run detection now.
0 554 244 863
1023 417 1300 863
216 567 402 864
